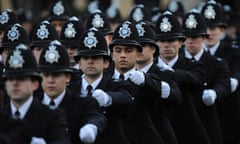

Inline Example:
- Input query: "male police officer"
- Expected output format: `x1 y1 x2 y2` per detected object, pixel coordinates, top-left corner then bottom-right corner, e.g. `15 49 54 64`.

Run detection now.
30 20 58 64
38 40 107 144
3 44 71 144
47 1 70 37
201 1 240 143
71 28 134 144
182 9 231 144
108 20 164 144
135 20 181 144
155 11 211 144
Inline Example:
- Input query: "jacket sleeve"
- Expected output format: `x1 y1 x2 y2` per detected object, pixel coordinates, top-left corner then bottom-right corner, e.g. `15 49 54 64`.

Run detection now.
47 108 72 144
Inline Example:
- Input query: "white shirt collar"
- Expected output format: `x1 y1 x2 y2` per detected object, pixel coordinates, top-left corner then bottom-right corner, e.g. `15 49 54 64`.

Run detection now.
112 68 136 80
203 42 220 56
42 90 66 110
81 74 103 96
184 47 204 61
158 55 178 68
11 96 33 119
137 62 153 73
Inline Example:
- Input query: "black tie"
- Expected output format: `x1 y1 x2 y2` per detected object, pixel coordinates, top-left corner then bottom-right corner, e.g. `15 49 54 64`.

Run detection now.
49 99 55 106
14 110 21 120
191 56 196 62
119 74 125 80
87 85 93 96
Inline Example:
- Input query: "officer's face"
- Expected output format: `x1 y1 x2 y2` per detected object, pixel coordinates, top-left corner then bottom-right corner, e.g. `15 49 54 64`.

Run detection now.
50 20 65 37
78 56 109 79
112 45 139 73
205 26 224 47
0 30 5 44
2 48 13 65
156 39 183 61
6 77 38 103
185 36 205 55
136 44 155 65
66 47 78 63
41 72 71 99
32 46 43 64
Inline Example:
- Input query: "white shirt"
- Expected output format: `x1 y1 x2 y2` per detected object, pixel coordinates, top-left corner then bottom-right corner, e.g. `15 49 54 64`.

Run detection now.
112 68 136 80
158 56 178 68
11 96 33 120
184 47 204 61
42 90 66 110
138 62 153 73
81 74 103 97
203 42 220 56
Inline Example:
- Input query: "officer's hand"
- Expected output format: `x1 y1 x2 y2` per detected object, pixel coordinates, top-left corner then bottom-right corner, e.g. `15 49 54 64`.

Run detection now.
31 137 46 144
79 124 98 144
230 77 239 93
161 81 170 99
129 71 145 85
202 89 217 106
92 89 111 107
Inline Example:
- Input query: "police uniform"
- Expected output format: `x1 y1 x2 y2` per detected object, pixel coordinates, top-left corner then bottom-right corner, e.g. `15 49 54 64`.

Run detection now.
155 12 211 144
0 24 30 106
182 10 231 144
0 10 19 106
47 1 70 22
136 21 181 144
70 28 134 144
60 16 85 69
1 24 29 51
0 108 30 144
128 4 154 28
105 4 122 31
107 21 164 144
201 2 240 143
2 44 71 144
36 40 107 144
30 20 58 49
47 1 70 37
167 0 185 24
0 9 19 32
86 10 113 36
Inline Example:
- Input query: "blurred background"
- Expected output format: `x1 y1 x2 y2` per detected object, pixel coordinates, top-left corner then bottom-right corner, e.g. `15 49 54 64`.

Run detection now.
1 0 240 24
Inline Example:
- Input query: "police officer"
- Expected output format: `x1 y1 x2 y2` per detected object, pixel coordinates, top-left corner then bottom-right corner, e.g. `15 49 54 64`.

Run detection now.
86 10 113 47
108 20 164 144
60 16 85 69
105 4 122 31
0 9 18 45
30 20 58 64
0 24 30 106
47 0 70 37
3 44 71 144
0 9 19 106
155 11 211 144
182 9 231 144
128 4 154 28
135 20 181 144
70 28 134 144
1 24 29 65
167 0 185 25
36 40 107 144
201 1 240 144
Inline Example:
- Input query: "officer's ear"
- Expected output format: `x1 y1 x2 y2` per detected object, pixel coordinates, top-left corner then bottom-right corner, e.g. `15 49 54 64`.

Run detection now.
64 73 71 83
103 59 110 69
32 79 39 91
